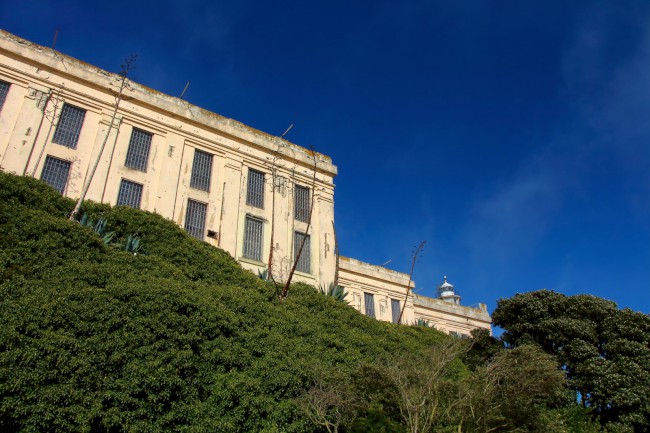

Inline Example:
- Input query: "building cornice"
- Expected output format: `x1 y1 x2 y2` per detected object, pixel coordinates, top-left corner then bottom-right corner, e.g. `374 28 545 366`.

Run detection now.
0 29 337 178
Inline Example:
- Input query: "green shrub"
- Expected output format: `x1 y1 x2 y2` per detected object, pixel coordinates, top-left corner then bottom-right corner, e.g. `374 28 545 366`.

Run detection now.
0 170 74 216
0 171 446 432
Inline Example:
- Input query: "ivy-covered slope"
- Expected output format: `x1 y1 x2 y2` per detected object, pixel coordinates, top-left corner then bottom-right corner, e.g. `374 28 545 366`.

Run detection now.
0 172 443 432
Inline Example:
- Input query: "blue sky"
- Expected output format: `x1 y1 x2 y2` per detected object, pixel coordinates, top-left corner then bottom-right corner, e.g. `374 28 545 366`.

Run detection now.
3 1 650 316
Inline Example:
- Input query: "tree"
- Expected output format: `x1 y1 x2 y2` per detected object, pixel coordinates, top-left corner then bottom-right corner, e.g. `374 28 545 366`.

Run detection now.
69 55 136 220
456 344 566 433
298 371 360 433
493 290 650 432
384 339 465 433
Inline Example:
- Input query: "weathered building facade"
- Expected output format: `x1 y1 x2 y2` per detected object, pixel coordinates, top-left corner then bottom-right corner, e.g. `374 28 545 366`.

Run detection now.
0 29 337 288
0 29 490 335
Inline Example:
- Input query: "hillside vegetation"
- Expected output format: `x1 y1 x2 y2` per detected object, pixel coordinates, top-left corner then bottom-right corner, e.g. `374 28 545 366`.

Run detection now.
0 172 446 432
0 172 608 432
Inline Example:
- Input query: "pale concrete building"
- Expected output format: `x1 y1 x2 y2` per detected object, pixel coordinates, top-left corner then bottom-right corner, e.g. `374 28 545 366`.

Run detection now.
0 29 336 288
0 29 491 335
339 257 491 335
413 277 491 336
338 256 416 324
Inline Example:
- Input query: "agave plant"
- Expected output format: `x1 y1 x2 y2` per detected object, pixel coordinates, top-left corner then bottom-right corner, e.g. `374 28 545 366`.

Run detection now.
257 269 269 281
413 318 431 328
77 212 115 245
319 282 349 303
121 234 145 255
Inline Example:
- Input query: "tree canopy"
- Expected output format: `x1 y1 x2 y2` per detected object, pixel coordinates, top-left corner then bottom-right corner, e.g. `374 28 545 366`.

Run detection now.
493 290 650 432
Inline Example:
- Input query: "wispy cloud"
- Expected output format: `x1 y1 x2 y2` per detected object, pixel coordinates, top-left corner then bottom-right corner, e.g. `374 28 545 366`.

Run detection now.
463 158 561 266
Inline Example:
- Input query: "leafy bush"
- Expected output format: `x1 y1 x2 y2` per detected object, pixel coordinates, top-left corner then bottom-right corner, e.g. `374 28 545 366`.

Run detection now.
0 172 445 432
0 171 74 216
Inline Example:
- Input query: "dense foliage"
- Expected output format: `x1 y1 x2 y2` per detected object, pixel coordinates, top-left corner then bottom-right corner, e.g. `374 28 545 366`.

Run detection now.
0 172 620 432
0 172 445 432
493 290 650 432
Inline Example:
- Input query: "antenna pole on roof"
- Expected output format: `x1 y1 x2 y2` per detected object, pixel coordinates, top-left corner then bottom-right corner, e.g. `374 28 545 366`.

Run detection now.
180 81 191 99
280 123 294 139
51 29 59 50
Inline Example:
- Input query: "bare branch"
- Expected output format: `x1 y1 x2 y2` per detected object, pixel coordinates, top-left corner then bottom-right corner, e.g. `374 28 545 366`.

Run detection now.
69 55 137 220
280 147 318 301
397 240 426 324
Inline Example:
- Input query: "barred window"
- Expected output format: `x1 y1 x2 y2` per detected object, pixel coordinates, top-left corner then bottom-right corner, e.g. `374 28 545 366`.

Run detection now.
52 103 86 149
243 216 264 262
364 293 376 318
190 149 213 191
246 168 265 208
0 80 10 113
40 155 71 194
391 299 401 324
184 199 207 239
293 231 311 274
124 128 152 172
294 185 310 222
116 179 143 208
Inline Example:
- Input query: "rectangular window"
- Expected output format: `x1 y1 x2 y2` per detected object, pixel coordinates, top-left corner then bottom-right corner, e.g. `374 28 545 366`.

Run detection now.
52 103 86 149
116 179 143 209
190 149 213 191
246 168 265 208
0 80 10 113
294 185 310 222
124 128 152 172
293 231 311 273
40 155 71 194
243 216 264 262
364 293 375 318
184 199 207 239
391 299 401 324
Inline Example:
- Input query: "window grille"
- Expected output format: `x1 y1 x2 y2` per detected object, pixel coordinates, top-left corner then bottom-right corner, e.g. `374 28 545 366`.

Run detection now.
124 128 152 172
184 199 207 239
0 80 10 112
391 299 401 323
116 179 143 208
243 216 264 261
52 103 86 149
246 168 265 208
40 155 71 194
190 149 213 191
364 293 376 318
294 185 310 222
293 231 311 273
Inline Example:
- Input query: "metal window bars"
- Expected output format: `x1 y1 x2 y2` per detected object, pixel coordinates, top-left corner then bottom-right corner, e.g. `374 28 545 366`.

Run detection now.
190 149 213 191
117 179 143 208
0 80 10 112
391 299 401 323
124 128 152 172
294 184 310 222
40 155 71 194
364 292 376 318
52 103 86 149
294 231 311 273
243 216 264 261
246 168 265 208
184 199 207 239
